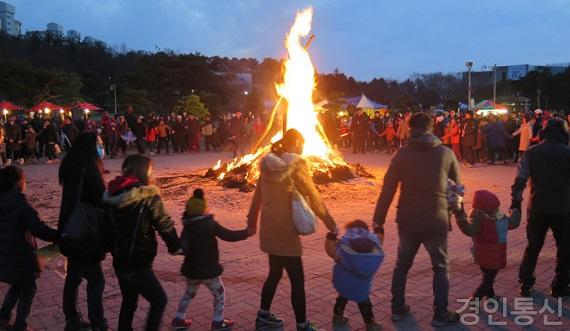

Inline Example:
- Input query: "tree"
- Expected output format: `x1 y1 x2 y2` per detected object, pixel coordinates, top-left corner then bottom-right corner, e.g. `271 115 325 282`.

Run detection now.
175 94 209 118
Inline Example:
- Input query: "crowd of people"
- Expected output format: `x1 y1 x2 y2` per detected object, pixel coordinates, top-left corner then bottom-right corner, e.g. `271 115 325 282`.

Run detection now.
331 106 570 167
0 109 569 331
0 108 265 168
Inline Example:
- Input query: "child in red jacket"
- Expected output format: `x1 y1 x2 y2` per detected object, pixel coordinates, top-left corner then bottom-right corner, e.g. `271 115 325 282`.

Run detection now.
455 190 521 300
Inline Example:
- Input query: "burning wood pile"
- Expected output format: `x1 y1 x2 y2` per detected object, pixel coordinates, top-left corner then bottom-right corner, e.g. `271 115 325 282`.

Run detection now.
205 8 374 192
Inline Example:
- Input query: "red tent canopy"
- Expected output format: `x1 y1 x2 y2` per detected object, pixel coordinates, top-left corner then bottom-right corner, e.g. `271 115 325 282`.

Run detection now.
0 101 22 111
27 101 63 113
75 101 102 111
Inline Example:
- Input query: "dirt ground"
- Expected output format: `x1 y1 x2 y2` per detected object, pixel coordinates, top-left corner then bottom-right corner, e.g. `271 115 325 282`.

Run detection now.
2 151 568 330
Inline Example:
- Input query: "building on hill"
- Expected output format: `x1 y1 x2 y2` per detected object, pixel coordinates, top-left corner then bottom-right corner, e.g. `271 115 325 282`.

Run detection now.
0 1 21 36
46 22 64 37
464 63 570 85
67 29 81 42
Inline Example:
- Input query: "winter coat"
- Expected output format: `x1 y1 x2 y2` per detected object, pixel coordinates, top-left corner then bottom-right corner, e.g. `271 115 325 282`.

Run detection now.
248 152 336 257
512 136 570 213
482 121 510 149
62 124 79 145
397 119 410 140
157 123 170 138
329 228 383 302
512 123 533 152
5 122 22 151
373 132 461 236
0 190 59 284
41 123 58 144
380 127 396 141
103 181 180 270
132 121 147 139
25 131 37 150
461 118 478 147
180 214 248 279
58 158 106 260
351 114 369 138
456 208 521 270
146 127 157 143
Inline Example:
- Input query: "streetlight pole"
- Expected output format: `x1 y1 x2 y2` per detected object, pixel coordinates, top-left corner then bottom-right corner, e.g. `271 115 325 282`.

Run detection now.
465 61 473 110
493 64 497 104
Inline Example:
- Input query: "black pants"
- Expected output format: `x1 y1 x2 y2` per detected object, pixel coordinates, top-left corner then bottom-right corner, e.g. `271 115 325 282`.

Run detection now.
0 278 37 330
519 211 570 291
333 296 374 324
473 268 498 298
136 139 145 154
115 268 167 331
157 137 169 154
63 259 106 328
463 145 474 164
260 255 306 323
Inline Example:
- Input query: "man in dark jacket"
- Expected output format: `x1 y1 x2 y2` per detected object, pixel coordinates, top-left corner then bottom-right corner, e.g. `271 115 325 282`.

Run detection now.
351 108 369 154
0 166 59 331
511 119 570 298
5 116 22 165
132 116 147 154
481 116 511 165
461 111 478 166
373 112 461 326
61 118 79 152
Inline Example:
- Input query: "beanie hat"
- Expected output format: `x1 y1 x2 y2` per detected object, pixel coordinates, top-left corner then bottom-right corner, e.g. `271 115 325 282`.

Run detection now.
185 188 207 216
472 190 500 211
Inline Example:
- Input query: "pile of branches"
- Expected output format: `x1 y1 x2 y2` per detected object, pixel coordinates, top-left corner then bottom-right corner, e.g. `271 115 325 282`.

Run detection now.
204 161 374 192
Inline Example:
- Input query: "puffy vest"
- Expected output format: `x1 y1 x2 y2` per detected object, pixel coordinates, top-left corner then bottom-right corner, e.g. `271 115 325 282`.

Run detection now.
472 215 509 270
333 228 384 302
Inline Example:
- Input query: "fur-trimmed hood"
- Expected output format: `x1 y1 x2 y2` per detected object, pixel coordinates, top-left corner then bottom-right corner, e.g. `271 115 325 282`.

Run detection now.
260 152 303 182
103 185 161 208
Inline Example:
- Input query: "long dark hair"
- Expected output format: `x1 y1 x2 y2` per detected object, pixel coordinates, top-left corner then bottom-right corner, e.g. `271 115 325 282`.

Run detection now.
0 166 25 193
271 129 304 155
122 154 153 185
59 131 102 184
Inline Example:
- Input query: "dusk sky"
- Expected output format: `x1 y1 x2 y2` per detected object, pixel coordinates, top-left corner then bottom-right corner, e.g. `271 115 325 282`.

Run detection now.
11 0 570 81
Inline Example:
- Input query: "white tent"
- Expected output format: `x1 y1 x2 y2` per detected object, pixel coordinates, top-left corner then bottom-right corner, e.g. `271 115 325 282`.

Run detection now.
356 94 378 109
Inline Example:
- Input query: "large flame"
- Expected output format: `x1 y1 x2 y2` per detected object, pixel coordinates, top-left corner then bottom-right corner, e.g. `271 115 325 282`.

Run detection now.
276 8 329 158
214 7 347 183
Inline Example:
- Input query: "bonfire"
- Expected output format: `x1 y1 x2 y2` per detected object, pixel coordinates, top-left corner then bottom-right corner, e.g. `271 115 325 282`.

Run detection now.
205 8 372 191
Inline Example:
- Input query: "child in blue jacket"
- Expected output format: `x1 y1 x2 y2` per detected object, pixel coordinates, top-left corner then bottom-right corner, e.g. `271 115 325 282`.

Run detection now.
326 220 384 331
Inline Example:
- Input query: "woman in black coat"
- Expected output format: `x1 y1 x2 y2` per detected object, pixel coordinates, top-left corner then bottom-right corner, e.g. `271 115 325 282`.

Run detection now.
103 154 181 331
0 166 59 331
58 131 108 331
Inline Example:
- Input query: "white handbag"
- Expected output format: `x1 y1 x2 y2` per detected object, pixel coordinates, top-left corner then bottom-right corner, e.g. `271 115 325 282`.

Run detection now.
291 187 317 236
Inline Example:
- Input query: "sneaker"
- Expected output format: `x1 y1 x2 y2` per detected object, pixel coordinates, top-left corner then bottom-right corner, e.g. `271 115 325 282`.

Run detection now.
332 314 348 326
431 311 460 327
519 285 533 297
171 318 192 330
391 305 410 322
211 319 234 331
296 320 318 331
255 311 284 329
64 319 92 331
365 321 382 331
551 285 570 298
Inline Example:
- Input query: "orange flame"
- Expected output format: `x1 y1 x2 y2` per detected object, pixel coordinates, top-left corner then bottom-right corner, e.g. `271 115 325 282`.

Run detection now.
215 7 346 182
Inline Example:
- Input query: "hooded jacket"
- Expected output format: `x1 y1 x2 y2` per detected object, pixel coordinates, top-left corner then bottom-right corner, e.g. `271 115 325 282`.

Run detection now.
373 132 461 236
248 152 336 257
482 121 511 149
455 190 521 270
0 190 59 283
180 214 248 279
103 177 180 270
332 228 383 302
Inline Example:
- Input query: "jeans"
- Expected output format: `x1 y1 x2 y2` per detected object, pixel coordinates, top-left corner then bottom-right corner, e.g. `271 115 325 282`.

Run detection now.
115 268 167 331
333 296 375 324
63 259 106 328
462 145 474 164
519 211 570 291
0 279 37 330
260 255 306 323
473 268 498 298
391 231 449 317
